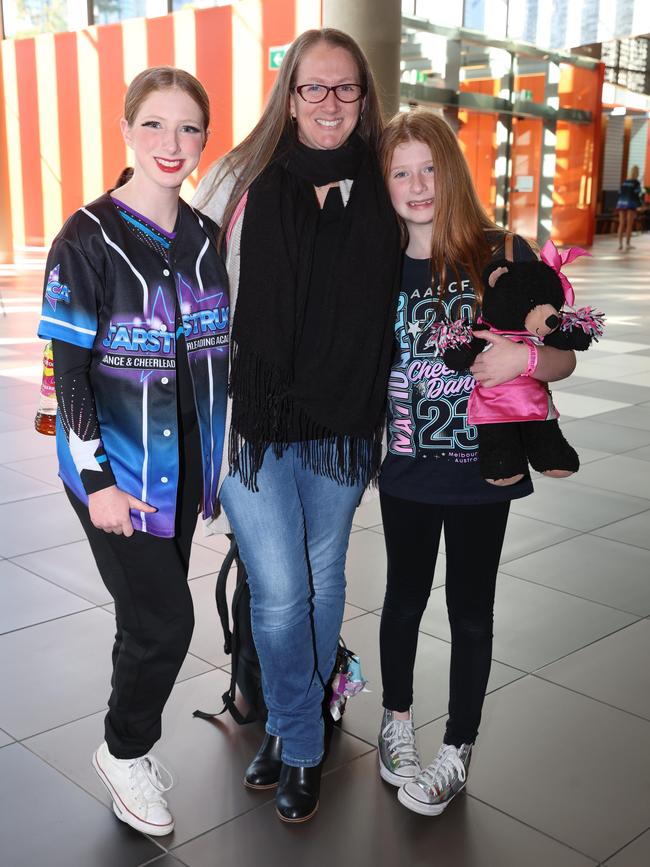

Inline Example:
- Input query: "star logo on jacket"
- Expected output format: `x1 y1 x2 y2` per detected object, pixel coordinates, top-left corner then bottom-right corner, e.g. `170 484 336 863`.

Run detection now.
45 264 71 311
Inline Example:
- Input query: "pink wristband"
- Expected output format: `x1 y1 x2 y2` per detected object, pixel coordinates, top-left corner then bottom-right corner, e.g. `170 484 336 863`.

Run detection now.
523 343 539 377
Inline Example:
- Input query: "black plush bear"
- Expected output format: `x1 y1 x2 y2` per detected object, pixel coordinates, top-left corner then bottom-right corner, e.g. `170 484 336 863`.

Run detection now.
431 242 604 486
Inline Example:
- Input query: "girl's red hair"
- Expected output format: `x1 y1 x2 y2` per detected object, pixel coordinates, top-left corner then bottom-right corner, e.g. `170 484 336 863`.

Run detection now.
380 109 505 304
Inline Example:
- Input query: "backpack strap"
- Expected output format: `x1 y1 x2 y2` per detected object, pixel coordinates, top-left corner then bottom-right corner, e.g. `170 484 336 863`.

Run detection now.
215 536 238 654
504 232 514 262
217 569 259 725
193 542 259 725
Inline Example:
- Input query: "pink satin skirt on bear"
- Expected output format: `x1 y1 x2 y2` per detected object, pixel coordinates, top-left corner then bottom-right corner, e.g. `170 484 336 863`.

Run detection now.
468 374 559 424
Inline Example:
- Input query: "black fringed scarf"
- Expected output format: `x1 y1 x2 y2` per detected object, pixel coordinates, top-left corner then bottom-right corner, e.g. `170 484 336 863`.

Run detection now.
229 133 401 490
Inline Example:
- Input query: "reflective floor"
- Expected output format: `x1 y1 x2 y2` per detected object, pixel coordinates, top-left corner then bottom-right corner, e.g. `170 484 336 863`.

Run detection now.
1 234 649 866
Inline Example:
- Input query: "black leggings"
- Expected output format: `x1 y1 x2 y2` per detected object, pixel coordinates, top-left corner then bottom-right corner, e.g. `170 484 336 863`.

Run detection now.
379 490 510 748
66 424 202 759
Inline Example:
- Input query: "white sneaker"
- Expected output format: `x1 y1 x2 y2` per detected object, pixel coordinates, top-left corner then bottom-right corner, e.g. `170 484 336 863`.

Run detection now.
398 742 472 816
377 708 421 787
92 742 174 836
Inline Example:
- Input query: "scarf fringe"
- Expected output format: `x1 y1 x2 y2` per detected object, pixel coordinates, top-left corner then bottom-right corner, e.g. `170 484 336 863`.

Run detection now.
228 341 384 491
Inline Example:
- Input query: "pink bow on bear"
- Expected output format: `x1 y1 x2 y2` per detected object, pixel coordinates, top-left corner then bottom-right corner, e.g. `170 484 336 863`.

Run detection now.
539 240 591 307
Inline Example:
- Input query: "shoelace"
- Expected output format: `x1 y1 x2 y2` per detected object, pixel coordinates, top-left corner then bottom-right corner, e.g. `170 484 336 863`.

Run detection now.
418 744 466 793
381 719 419 765
129 755 174 805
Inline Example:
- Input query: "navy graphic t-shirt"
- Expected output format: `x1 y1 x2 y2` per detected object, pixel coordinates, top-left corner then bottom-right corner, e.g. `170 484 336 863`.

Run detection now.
379 244 535 505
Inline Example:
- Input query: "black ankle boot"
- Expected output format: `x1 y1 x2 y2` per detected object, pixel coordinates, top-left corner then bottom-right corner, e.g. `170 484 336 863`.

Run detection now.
244 734 282 789
275 763 321 823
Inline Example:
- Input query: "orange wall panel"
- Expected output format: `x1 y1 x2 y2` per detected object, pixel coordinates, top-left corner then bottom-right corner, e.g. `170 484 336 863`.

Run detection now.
147 14 175 69
97 24 126 193
552 63 604 247
513 73 545 102
55 33 84 223
509 117 542 239
0 50 13 261
458 78 498 219
14 39 44 246
509 75 544 239
195 6 233 174
0 1 315 252
262 0 295 97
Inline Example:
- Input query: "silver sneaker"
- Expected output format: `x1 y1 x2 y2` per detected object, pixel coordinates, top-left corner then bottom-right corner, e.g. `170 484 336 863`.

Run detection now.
378 708 421 787
398 742 472 816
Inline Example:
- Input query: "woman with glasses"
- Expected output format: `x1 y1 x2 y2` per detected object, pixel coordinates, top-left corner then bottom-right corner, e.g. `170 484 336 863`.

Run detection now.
195 28 400 823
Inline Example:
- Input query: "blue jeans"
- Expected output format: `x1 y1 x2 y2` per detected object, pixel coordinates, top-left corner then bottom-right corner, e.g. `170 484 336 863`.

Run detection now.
220 444 362 766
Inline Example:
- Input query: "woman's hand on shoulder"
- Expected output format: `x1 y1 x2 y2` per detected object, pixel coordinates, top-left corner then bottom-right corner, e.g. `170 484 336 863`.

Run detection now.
88 485 156 537
469 330 528 387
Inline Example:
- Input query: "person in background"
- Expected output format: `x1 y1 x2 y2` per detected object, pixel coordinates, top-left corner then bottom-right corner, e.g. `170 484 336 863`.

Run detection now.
616 164 642 251
37 67 229 836
376 110 576 817
194 28 400 823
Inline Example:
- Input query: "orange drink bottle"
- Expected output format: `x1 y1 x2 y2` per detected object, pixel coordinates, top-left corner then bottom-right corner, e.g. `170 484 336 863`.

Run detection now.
34 341 57 435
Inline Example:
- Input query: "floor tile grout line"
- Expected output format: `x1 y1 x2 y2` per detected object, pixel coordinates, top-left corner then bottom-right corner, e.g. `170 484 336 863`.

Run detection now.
366 606 627 679
588 528 650 556
130 726 380 853
550 472 650 503
497 564 649 617
503 503 650 554
499 531 587 565
530 618 647 671
137 853 186 867
0 468 62 486
526 668 650 723
529 671 650 725
167 789 281 851
0 488 63 509
17 736 172 856
0 601 111 637
500 627 645 673
480 668 530 695
0 536 88 561
9 666 225 745
336 725 379 749
11 706 119 743
596 825 650 866
464 791 600 864
390 557 647 625
0 491 63 508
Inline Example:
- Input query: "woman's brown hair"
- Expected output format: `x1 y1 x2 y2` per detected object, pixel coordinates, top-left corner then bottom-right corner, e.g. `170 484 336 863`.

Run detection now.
194 28 385 245
380 109 504 305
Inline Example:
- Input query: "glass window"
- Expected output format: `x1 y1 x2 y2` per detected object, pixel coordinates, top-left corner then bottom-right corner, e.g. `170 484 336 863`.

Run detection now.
463 0 508 40
3 0 87 38
93 0 167 26
405 0 463 28
171 0 229 10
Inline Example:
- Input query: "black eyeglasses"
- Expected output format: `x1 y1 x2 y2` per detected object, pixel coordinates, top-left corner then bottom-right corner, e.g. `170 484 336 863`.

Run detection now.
293 83 365 104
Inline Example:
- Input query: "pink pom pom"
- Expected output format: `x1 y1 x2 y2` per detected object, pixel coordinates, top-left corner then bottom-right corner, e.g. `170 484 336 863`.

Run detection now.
427 319 473 353
560 307 606 340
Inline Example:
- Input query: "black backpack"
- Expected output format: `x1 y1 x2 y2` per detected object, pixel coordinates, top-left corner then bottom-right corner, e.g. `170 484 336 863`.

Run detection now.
193 536 353 727
194 536 266 725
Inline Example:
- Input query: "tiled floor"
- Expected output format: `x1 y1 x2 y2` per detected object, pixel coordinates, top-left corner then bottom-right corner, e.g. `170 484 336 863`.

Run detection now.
1 232 649 866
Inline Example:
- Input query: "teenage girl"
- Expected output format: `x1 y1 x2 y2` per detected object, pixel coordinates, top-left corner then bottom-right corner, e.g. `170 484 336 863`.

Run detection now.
376 110 576 816
38 67 228 836
616 165 642 251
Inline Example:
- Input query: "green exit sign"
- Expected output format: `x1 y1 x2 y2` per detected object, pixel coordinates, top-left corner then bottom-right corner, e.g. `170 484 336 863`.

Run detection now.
269 45 289 70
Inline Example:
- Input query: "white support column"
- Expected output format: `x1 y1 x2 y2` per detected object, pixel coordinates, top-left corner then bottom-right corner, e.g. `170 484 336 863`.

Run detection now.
538 61 559 245
322 0 402 116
